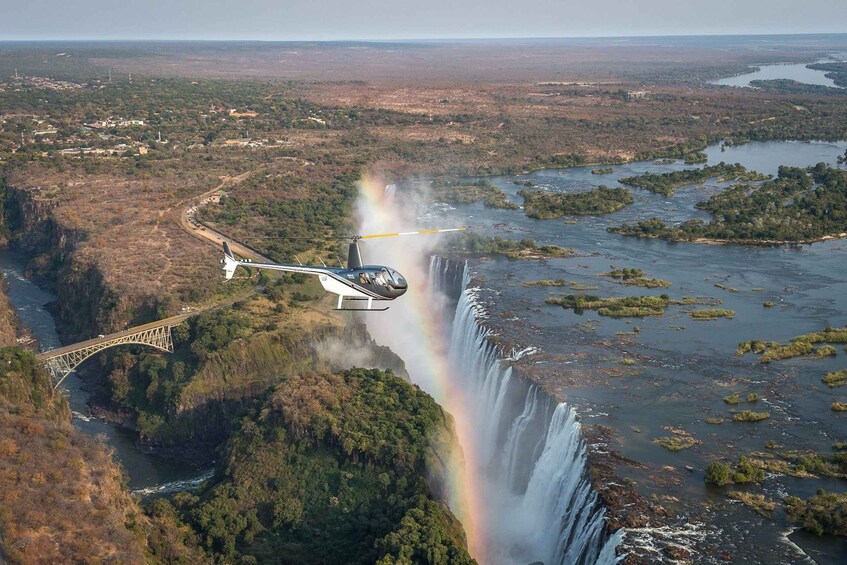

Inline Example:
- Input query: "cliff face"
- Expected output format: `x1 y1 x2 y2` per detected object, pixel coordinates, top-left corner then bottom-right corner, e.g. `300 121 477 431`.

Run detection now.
2 184 160 341
0 347 144 562
3 186 80 285
0 347 209 563
0 280 20 348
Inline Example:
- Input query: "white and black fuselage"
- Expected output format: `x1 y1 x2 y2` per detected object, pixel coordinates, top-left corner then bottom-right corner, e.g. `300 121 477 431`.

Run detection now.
222 241 407 310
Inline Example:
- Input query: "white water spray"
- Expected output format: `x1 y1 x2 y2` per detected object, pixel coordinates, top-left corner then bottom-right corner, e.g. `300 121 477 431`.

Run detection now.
436 258 619 565
359 180 620 563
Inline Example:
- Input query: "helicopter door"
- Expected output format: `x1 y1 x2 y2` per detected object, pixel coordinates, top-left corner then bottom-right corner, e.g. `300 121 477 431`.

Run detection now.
320 274 364 298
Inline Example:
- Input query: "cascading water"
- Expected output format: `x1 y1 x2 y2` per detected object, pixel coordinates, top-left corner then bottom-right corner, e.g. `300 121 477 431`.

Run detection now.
357 177 620 563
431 256 621 564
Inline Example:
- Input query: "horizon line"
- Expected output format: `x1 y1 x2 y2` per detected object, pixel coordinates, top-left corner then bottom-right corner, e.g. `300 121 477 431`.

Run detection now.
2 31 847 44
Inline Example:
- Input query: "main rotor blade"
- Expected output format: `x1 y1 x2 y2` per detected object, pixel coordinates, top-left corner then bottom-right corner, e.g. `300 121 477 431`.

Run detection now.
357 227 466 240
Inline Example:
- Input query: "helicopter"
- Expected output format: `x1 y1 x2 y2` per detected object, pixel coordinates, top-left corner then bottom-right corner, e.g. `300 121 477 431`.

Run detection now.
222 227 465 311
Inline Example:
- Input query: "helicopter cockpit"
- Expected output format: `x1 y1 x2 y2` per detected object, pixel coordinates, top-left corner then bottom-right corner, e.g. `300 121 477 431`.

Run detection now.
388 269 407 288
355 267 408 293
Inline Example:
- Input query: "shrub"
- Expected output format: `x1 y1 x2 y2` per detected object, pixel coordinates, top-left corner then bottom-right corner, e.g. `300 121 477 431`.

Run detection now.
823 370 847 387
732 410 770 422
705 461 731 485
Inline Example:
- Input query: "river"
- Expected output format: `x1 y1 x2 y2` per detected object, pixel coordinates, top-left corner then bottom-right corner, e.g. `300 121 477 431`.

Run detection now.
0 248 207 497
712 61 844 89
4 139 846 561
405 140 847 562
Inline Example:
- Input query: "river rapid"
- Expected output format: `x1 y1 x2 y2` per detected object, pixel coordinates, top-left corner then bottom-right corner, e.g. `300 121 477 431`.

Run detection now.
410 140 847 563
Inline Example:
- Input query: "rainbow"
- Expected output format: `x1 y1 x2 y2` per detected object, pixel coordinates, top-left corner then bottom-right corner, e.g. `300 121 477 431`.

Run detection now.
356 174 488 562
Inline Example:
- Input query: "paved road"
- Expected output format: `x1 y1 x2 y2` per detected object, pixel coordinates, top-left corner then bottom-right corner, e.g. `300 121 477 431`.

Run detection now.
179 172 274 262
38 173 264 359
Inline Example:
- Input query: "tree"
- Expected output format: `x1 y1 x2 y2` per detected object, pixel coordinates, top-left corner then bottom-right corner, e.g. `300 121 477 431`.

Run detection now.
705 461 731 486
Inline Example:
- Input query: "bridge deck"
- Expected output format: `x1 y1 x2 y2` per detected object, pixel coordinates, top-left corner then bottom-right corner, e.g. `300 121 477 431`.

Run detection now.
36 312 193 360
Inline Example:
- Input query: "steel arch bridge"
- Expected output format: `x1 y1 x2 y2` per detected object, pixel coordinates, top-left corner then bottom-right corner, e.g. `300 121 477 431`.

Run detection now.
36 314 191 389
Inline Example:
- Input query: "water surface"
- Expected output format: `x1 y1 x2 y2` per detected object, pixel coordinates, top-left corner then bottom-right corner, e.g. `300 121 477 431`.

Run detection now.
712 61 844 89
421 140 847 562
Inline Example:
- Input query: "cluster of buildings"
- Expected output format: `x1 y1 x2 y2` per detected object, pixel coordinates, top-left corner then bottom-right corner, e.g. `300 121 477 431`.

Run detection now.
207 105 259 118
83 117 146 129
4 73 83 92
57 144 148 157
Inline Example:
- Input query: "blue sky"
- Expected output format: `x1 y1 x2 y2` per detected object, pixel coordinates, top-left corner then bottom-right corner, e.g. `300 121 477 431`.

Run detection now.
2 0 846 40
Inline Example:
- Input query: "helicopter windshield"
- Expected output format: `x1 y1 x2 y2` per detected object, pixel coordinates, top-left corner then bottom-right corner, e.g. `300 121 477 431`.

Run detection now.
387 269 407 288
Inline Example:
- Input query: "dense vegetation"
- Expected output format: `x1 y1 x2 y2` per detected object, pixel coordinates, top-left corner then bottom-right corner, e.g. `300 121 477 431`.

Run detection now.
519 186 633 218
445 233 575 259
611 164 847 243
99 296 406 454
167 368 473 564
430 179 518 209
737 326 847 363
748 79 847 96
598 267 671 288
0 348 69 421
618 162 757 196
704 457 766 486
786 491 847 537
545 293 672 317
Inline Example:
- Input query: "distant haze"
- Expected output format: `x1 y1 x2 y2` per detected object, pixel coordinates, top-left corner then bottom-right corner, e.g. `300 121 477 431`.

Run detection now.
2 0 846 41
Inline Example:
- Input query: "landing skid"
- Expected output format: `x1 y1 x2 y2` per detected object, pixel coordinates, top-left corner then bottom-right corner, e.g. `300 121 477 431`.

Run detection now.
336 295 389 311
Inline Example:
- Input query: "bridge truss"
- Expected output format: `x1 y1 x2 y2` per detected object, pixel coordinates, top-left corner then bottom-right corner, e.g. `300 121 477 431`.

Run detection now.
37 324 178 389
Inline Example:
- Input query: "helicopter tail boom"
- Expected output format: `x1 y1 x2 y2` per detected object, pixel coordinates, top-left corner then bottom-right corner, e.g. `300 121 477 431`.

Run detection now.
222 242 238 280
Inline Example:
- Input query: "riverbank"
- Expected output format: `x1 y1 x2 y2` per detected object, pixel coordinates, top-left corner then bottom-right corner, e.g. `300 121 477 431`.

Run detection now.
0 248 207 488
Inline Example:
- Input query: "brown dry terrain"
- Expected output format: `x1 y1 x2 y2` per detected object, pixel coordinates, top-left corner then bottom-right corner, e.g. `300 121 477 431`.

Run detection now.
1 38 847 562
86 36 843 83
2 38 847 332
0 349 206 563
0 280 19 347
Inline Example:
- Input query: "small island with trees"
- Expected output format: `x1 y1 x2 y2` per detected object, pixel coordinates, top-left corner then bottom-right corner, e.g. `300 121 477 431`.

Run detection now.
610 164 847 244
598 267 672 288
431 179 518 209
446 233 576 259
618 162 766 196
519 186 633 218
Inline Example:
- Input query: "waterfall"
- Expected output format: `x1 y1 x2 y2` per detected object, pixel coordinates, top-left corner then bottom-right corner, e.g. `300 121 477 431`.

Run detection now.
432 256 621 565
